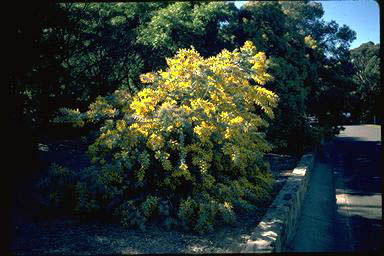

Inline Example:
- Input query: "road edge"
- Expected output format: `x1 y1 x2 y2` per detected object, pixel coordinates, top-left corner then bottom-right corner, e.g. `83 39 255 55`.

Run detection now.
240 151 316 253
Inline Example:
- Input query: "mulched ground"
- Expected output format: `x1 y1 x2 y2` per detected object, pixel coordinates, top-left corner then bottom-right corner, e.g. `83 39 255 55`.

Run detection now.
10 134 298 255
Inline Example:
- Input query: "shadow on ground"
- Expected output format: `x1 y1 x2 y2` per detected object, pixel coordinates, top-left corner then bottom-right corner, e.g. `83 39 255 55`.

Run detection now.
332 132 382 252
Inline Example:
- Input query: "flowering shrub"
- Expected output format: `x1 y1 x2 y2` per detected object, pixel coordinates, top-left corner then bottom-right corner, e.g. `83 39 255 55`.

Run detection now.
54 41 278 233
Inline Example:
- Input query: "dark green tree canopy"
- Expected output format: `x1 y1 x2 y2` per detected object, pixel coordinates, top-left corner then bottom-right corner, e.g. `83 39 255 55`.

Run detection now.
349 41 380 122
10 0 363 155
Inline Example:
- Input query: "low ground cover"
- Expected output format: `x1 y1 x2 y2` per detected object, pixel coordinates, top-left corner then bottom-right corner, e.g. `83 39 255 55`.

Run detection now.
11 135 298 254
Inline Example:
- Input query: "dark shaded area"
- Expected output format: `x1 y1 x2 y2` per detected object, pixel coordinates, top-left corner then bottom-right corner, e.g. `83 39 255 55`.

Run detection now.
331 126 382 252
348 215 382 251
334 137 381 194
9 133 298 254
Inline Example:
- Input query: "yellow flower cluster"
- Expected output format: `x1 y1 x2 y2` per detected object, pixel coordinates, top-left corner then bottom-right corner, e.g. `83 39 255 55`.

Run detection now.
87 96 117 121
77 41 277 198
304 35 317 49
123 41 276 180
54 41 278 232
193 121 216 143
130 88 158 117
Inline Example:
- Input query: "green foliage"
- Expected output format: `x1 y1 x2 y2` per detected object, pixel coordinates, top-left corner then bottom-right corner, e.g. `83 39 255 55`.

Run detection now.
239 1 358 153
11 1 359 156
238 2 315 154
284 1 358 132
178 197 197 229
350 42 381 123
115 200 147 231
141 195 159 218
53 42 277 233
36 163 77 211
137 1 238 59
10 2 168 136
74 181 100 214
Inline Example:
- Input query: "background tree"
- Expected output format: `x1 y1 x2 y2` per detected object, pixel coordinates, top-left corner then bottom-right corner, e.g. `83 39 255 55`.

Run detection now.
350 41 381 123
10 2 239 138
137 1 238 66
9 1 361 161
278 1 357 145
30 2 170 134
306 20 356 132
238 1 321 154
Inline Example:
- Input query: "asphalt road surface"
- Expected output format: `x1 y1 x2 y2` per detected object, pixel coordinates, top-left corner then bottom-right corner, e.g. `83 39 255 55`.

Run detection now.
290 125 382 252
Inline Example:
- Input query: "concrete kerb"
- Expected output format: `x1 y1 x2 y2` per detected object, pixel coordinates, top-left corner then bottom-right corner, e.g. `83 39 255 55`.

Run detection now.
240 152 316 253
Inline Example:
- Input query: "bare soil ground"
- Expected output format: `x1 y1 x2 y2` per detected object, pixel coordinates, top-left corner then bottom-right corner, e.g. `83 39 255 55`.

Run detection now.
10 135 298 255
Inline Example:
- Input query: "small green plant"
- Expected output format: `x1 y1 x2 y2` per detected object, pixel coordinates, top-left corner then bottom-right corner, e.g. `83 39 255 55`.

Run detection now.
141 195 159 218
74 181 100 214
36 163 77 211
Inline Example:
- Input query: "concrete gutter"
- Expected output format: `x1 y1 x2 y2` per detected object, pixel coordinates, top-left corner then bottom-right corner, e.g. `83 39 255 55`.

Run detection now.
240 153 315 253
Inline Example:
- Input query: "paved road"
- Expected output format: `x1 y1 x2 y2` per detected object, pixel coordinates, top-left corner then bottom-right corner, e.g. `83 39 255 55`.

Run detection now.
290 125 382 252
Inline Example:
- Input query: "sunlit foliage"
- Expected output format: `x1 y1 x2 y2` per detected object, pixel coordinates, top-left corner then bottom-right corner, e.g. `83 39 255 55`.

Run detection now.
54 41 278 232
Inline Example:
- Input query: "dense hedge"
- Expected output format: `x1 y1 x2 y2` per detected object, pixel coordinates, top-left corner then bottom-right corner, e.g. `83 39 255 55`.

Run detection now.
50 41 278 233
